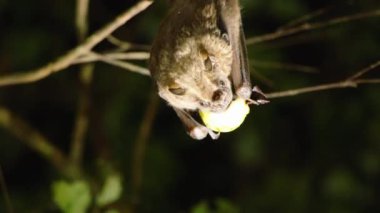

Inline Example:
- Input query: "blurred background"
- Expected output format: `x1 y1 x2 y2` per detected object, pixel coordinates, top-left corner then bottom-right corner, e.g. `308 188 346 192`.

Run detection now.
1 0 380 212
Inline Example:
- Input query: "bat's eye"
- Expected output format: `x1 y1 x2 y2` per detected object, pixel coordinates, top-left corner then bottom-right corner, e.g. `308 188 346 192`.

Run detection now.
218 80 226 87
169 87 187 96
204 56 215 71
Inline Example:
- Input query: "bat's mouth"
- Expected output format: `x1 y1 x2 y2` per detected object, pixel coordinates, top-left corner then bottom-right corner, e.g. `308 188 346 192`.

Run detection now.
208 89 233 112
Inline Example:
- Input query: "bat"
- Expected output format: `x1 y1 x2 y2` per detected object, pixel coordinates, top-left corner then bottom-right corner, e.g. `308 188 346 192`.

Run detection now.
149 0 268 140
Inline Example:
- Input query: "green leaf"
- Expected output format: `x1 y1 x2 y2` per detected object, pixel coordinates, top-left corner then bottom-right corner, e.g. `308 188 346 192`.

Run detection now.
52 180 91 213
96 174 123 207
190 199 240 213
190 201 211 213
104 209 120 213
215 198 240 213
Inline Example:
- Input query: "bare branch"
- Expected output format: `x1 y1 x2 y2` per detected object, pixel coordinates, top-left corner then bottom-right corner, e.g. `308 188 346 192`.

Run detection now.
0 106 69 174
131 92 159 211
0 164 13 213
89 52 150 76
346 60 380 80
251 60 319 74
76 0 89 41
0 0 153 87
278 6 331 30
107 35 151 51
246 9 380 45
107 35 133 50
70 65 93 171
74 52 150 64
251 69 275 87
266 60 380 99
69 0 93 175
266 81 356 98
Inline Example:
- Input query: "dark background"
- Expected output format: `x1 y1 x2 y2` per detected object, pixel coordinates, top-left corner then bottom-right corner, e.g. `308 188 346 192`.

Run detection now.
1 0 380 212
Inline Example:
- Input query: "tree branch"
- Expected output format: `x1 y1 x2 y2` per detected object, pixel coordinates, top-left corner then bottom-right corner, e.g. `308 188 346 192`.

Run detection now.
266 60 380 99
69 0 92 176
87 52 150 76
130 91 159 212
0 106 69 175
251 60 319 74
74 52 150 64
0 164 13 213
246 9 380 45
0 0 153 87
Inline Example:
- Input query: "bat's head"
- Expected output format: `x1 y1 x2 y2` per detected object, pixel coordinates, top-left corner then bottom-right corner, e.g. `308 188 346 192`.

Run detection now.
153 34 234 112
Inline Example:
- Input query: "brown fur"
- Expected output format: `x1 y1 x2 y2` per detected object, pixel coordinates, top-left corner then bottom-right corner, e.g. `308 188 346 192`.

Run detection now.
150 0 243 112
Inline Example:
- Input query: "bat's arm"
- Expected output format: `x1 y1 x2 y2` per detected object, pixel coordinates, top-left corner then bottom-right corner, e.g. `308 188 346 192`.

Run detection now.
233 25 252 100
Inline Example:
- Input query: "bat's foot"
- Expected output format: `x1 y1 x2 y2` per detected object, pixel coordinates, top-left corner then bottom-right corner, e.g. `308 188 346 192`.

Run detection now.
189 126 208 140
248 86 270 105
189 126 220 140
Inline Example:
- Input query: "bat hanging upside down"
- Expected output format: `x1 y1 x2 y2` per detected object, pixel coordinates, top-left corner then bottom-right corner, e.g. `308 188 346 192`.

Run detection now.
149 0 268 140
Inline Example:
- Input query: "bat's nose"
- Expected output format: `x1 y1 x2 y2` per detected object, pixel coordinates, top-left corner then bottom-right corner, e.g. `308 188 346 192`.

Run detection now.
212 90 224 102
210 89 232 112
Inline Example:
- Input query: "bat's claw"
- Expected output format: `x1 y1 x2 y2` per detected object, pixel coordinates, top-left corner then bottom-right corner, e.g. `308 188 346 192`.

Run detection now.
208 130 220 140
248 86 270 105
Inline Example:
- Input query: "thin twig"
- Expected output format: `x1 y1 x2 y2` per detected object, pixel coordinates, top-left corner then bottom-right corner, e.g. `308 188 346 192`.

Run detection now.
69 63 94 175
107 35 132 51
246 9 380 45
266 60 380 99
89 52 150 76
73 52 150 64
346 60 380 80
69 0 93 176
251 60 319 74
279 6 331 30
0 0 153 87
0 106 69 175
107 35 151 51
131 92 159 212
76 0 89 41
251 69 274 88
266 81 356 98
266 79 380 99
0 164 13 213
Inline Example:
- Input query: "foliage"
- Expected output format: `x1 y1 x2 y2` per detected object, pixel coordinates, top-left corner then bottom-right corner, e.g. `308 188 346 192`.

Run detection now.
52 180 91 213
0 0 380 212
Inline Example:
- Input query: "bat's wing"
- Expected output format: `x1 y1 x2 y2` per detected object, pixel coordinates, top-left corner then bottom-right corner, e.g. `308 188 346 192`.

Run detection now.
216 0 252 100
234 25 252 99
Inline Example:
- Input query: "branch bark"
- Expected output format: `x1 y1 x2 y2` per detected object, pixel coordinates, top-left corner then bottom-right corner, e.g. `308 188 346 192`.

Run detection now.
130 91 159 212
0 0 153 87
0 106 69 175
246 9 380 45
69 0 93 176
266 60 380 99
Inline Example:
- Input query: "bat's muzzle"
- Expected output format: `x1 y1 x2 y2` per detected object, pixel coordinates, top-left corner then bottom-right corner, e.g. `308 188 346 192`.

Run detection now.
209 89 233 112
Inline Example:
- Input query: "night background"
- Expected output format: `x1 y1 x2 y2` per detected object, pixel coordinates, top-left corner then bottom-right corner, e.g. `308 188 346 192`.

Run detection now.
1 0 380 212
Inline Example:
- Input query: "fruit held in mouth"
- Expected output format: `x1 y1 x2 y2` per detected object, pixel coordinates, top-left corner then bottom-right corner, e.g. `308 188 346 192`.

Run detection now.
199 98 250 132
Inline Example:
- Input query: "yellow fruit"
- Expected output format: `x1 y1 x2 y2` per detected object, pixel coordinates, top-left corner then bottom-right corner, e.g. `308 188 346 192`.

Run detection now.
199 98 250 132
